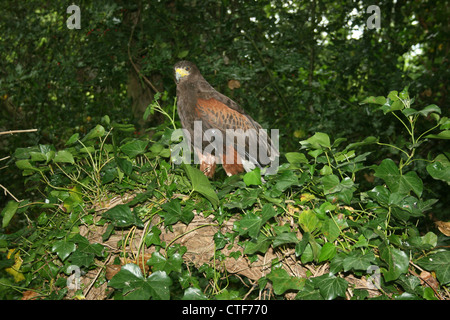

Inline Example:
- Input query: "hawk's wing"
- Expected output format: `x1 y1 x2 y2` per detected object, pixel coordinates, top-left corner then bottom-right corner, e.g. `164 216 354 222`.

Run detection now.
194 97 277 171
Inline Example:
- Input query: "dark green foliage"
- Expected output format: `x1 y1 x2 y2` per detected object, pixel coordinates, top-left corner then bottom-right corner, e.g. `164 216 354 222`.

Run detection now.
0 0 449 300
0 87 449 300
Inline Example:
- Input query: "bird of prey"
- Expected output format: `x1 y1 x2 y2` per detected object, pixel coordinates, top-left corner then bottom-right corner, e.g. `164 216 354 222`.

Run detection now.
174 60 278 178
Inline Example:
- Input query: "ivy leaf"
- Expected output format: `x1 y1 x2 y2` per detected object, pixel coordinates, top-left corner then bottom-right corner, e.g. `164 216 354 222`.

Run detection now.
81 124 105 142
53 150 75 164
72 234 104 256
103 204 144 228
329 253 346 274
321 217 341 242
299 210 321 233
111 122 135 133
120 140 148 158
244 234 273 255
108 264 151 299
300 241 321 264
416 251 450 285
301 132 330 150
274 170 299 191
213 231 228 250
321 175 340 194
318 242 336 263
182 287 207 300
4 250 25 282
65 133 79 146
116 157 133 175
68 250 95 268
425 130 450 139
144 226 162 247
243 167 262 186
149 143 164 155
2 200 19 229
380 99 403 114
295 232 310 256
273 232 299 247
147 251 183 274
182 164 219 208
177 50 189 59
379 243 409 282
360 96 386 105
238 212 262 238
426 154 450 184
223 188 259 210
52 240 76 261
312 273 348 300
367 185 390 205
296 280 323 300
418 104 441 117
146 271 173 300
373 159 400 187
15 159 41 172
387 90 399 101
399 171 423 198
374 159 423 197
402 105 441 118
342 251 376 271
261 203 277 224
285 152 308 165
109 264 172 300
345 136 378 150
30 144 55 163
267 268 305 295
161 199 194 226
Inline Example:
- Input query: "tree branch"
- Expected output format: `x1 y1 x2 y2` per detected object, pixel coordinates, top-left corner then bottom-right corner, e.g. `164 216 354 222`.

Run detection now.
0 184 21 202
0 129 38 135
127 9 159 93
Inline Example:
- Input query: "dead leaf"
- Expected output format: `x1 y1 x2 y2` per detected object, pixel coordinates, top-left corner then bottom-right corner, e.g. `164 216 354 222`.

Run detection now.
21 290 40 300
435 220 450 236
420 270 439 291
121 254 152 275
363 173 375 183
105 264 121 280
5 249 25 282
227 79 241 90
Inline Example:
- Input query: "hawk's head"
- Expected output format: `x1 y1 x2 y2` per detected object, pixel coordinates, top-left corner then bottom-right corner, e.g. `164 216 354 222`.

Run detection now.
174 60 199 84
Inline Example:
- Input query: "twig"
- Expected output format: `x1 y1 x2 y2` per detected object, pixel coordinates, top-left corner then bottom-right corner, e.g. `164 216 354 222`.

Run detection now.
83 253 112 299
242 280 258 300
241 33 289 113
0 184 22 202
409 261 443 300
0 129 38 135
127 9 159 93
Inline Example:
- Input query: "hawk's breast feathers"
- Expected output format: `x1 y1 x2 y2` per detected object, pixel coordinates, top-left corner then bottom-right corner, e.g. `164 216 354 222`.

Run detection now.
174 60 278 178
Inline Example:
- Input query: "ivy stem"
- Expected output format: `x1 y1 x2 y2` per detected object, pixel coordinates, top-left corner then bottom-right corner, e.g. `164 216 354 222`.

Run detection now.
376 142 409 158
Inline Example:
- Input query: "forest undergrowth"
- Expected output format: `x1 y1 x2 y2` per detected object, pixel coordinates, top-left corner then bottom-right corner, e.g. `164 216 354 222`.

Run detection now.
0 88 449 300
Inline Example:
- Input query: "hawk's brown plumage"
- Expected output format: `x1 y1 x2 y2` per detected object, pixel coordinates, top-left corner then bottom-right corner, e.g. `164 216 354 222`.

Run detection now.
174 60 278 178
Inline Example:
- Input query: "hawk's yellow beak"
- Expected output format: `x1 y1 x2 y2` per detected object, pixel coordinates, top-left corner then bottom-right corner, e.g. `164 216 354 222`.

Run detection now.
175 68 189 82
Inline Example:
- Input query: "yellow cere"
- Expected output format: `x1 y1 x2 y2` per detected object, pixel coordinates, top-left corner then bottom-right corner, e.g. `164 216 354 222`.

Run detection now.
175 68 190 79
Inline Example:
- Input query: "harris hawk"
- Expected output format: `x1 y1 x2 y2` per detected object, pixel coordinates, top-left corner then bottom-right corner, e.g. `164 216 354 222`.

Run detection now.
174 60 278 178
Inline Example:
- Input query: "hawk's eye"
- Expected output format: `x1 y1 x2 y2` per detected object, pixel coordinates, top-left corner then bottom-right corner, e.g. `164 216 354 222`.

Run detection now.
185 66 191 72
